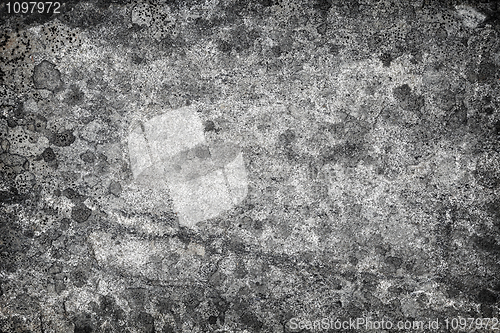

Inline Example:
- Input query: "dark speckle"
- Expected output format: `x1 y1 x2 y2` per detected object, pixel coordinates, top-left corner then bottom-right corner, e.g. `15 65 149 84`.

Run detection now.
0 188 26 203
217 40 233 53
380 52 393 67
131 53 144 65
232 27 259 53
208 315 217 325
162 322 176 332
204 120 218 132
483 107 494 115
60 217 71 230
136 311 155 333
55 279 66 293
474 235 500 253
392 84 424 112
477 62 498 83
258 0 275 7
74 323 93 333
80 150 96 164
41 147 56 162
393 84 412 101
278 129 296 146
71 204 92 223
64 85 85 106
477 289 497 304
34 115 47 132
492 120 500 136
271 46 282 57
240 311 263 331
63 188 82 201
385 256 403 269
317 22 328 35
51 130 76 147
7 118 17 128
314 0 333 15
13 103 25 119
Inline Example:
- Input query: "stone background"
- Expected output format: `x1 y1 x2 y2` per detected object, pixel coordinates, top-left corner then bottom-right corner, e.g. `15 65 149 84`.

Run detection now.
0 0 499 332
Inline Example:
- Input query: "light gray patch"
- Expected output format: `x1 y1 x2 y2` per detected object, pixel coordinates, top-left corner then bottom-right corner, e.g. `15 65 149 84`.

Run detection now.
127 106 248 228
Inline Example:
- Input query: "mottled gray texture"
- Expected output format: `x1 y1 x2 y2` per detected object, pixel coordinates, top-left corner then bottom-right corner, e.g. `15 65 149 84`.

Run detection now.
32 60 62 92
1 0 500 332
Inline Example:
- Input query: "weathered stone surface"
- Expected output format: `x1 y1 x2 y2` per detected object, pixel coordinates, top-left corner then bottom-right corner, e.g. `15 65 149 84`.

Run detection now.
128 107 248 228
33 60 62 91
2 2 500 332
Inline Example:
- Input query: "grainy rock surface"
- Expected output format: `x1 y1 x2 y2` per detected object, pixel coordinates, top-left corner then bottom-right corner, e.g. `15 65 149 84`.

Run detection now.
1 0 500 332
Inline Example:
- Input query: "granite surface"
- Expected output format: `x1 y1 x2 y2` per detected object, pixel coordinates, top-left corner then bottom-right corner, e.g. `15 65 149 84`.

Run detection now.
0 0 499 332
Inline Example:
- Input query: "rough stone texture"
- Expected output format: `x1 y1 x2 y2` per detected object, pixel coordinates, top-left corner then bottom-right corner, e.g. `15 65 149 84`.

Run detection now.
71 204 92 223
108 180 122 197
51 130 76 147
32 60 62 91
41 147 56 162
1 0 500 332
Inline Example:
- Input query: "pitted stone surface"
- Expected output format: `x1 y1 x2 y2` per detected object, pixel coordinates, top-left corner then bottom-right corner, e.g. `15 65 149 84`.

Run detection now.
2 1 500 332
